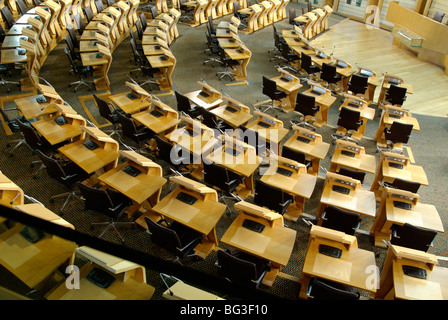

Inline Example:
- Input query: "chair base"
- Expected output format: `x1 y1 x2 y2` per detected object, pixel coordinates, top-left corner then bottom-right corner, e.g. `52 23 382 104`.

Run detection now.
49 190 82 213
216 69 237 81
8 139 32 156
290 118 317 131
257 100 283 114
69 78 93 93
331 132 360 144
91 220 136 243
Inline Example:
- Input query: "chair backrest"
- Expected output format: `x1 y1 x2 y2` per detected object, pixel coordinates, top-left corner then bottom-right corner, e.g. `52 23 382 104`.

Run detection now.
281 145 307 164
74 13 86 35
106 0 115 6
321 205 360 235
254 179 289 214
322 62 337 77
66 24 80 49
64 47 80 73
208 16 215 34
77 182 118 216
295 92 318 116
337 106 362 131
262 76 278 97
95 0 105 12
348 74 368 94
144 216 183 255
391 223 437 252
200 108 218 129
337 167 365 184
203 162 236 193
309 278 359 300
135 20 143 39
385 121 413 144
84 6 94 22
217 250 259 287
93 94 115 123
233 1 240 13
150 5 158 19
0 23 5 43
16 0 29 16
386 84 407 105
1 6 15 29
389 178 421 194
433 10 445 22
175 91 195 116
289 8 296 24
64 35 79 61
139 12 147 30
17 118 44 150
35 149 68 183
117 112 138 138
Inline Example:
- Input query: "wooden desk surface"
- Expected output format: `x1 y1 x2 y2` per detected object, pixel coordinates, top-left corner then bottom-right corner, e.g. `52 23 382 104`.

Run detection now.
166 127 218 157
58 138 119 174
382 162 428 186
0 224 77 289
109 92 151 114
47 263 155 300
220 212 296 267
98 162 166 204
15 95 59 120
152 187 226 236
261 164 317 198
302 231 376 292
5 24 32 36
320 181 377 218
245 119 289 144
1 48 29 64
132 109 180 134
13 203 75 229
385 200 444 233
283 133 330 160
217 37 240 48
183 89 223 110
146 55 174 68
340 99 375 120
142 44 165 56
205 143 261 177
224 47 251 60
210 105 252 128
79 40 100 52
330 149 377 174
81 52 108 66
272 75 302 94
383 112 420 131
31 115 84 145
302 88 337 106
2 35 26 49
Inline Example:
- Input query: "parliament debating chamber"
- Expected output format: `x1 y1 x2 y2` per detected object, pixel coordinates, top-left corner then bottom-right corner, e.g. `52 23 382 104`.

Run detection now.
0 0 448 304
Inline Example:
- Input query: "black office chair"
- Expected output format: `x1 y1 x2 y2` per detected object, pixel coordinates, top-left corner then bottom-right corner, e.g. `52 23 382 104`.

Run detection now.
1 6 15 30
16 118 65 176
0 56 20 94
74 13 86 36
281 145 312 170
279 41 300 73
139 12 148 31
268 25 285 61
337 166 366 184
129 29 143 57
433 10 445 23
331 107 363 143
174 91 202 119
382 121 413 153
216 249 271 289
199 108 232 136
0 23 5 43
36 149 91 213
144 216 204 263
320 205 361 235
16 0 29 16
116 112 155 154
64 34 81 64
291 92 319 130
0 108 32 156
288 9 302 27
207 16 216 35
93 94 123 138
149 5 158 19
203 162 244 215
390 223 437 252
127 39 160 90
299 53 321 81
179 0 194 21
77 182 134 243
347 74 368 97
66 24 80 50
135 19 144 41
381 177 421 194
94 0 105 13
83 6 94 23
203 32 222 67
307 278 360 300
233 1 248 28
64 47 93 92
253 179 293 216
239 125 269 157
106 0 115 6
258 76 287 113
320 63 341 94
153 134 195 176
380 84 407 107
216 47 239 81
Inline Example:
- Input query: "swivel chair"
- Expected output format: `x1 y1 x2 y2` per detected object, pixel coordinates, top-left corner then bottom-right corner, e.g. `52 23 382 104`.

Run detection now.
382 121 413 153
290 92 319 130
64 48 93 92
320 205 361 235
93 94 123 138
216 47 239 81
174 91 202 119
320 62 341 94
331 107 363 143
347 74 368 97
253 179 293 216
307 278 360 300
390 223 437 252
258 76 287 113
